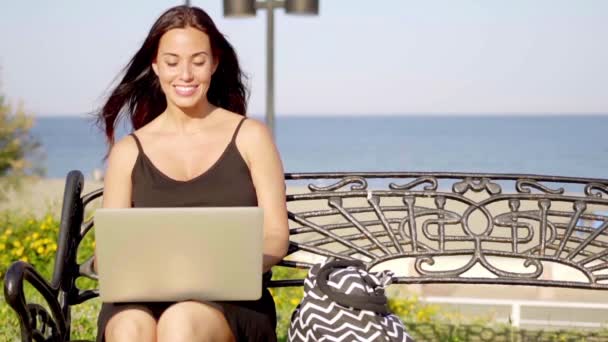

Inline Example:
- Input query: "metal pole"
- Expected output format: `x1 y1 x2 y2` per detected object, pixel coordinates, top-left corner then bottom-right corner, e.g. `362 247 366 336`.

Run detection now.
224 0 318 137
265 1 275 137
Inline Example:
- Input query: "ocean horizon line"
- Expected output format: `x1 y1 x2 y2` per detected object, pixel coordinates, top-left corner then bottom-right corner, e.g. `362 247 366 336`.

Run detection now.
29 115 608 179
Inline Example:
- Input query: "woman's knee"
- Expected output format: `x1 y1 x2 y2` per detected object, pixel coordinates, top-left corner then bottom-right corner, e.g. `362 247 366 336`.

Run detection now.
105 307 156 342
157 301 234 342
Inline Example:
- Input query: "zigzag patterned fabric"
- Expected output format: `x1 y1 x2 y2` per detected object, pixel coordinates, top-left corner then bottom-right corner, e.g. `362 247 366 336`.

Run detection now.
289 260 413 342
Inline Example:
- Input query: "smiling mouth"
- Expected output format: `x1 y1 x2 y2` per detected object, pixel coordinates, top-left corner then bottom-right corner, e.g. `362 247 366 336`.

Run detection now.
174 85 199 96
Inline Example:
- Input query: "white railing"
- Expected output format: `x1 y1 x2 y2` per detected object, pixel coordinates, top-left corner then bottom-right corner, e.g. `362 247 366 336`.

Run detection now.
422 296 608 329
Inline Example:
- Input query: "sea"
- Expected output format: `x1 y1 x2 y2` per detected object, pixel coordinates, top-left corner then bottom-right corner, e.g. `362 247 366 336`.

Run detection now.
30 115 608 180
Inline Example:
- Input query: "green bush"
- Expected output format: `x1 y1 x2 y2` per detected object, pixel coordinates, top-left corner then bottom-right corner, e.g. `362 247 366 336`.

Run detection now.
0 211 59 279
0 92 44 200
270 266 307 339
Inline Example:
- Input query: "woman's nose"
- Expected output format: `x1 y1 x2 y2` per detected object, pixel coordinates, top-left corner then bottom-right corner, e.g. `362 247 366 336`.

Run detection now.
179 64 194 81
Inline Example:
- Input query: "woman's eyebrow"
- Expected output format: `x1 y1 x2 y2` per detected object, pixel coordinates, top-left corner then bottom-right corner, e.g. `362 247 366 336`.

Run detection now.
161 51 209 57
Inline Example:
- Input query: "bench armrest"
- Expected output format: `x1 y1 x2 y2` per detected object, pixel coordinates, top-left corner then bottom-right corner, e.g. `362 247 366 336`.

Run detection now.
4 261 68 342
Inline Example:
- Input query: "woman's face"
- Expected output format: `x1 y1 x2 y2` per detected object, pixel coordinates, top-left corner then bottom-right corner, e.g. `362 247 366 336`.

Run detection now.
152 27 218 110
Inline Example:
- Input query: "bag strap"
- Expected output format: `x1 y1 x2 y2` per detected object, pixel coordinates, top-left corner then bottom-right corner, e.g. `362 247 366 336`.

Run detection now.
316 260 390 314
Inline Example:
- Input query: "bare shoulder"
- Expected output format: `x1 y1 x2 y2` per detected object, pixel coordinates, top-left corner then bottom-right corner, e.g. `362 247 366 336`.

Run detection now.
215 107 272 144
239 117 273 144
232 116 277 166
107 134 139 166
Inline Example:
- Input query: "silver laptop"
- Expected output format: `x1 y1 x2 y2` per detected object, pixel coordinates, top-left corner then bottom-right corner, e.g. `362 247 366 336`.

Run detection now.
94 207 263 303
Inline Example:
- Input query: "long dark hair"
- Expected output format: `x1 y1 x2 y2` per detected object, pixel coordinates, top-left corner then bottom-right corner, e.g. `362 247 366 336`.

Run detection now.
96 5 248 145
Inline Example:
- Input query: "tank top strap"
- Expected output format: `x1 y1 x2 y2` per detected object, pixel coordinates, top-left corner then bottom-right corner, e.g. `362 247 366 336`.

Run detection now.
130 133 144 153
230 117 248 143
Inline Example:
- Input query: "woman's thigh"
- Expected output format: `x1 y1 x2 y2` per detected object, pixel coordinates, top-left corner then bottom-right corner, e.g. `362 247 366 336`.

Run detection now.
157 301 235 342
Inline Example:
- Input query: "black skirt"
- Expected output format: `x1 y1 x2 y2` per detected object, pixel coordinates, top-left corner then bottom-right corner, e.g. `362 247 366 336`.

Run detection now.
96 288 277 342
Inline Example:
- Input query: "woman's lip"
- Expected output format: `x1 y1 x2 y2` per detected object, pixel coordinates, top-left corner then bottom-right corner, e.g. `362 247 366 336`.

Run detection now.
173 85 199 96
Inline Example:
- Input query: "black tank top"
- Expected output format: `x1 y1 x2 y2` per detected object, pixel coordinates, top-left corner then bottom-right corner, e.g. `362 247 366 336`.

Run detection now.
129 118 257 208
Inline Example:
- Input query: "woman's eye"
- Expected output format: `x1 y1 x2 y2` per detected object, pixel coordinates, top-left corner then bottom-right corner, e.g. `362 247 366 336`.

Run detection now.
193 61 206 66
166 62 178 67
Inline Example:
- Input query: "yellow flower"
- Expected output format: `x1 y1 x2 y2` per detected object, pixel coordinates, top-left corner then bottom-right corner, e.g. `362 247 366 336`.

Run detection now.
32 232 40 239
49 244 57 252
37 246 44 254
20 256 28 263
13 248 24 257
12 240 21 248
40 223 47 230
0 243 5 251
4 229 12 236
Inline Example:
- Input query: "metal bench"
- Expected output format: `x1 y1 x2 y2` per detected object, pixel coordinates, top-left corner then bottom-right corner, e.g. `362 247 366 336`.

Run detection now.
4 170 608 341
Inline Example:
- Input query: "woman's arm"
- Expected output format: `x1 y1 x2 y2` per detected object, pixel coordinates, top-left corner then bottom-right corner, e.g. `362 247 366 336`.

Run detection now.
94 136 138 273
239 119 289 273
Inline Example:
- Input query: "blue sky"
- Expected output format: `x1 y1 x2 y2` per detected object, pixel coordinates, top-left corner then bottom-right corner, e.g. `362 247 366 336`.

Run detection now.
1 0 607 116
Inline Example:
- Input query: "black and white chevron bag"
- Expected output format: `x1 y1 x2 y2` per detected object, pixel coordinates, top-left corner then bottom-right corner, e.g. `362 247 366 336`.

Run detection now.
288 260 413 342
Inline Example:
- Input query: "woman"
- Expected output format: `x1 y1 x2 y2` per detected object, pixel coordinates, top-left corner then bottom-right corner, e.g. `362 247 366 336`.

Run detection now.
95 5 289 342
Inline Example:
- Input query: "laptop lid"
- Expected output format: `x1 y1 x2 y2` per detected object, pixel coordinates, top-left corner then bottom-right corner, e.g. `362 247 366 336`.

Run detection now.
94 207 263 302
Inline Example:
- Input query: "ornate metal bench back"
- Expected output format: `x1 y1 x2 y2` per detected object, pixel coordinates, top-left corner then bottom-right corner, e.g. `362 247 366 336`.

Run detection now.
69 172 608 291
274 172 608 290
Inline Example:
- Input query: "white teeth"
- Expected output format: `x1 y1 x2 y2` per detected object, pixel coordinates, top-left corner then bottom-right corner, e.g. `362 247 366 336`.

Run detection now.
176 86 196 91
174 85 198 96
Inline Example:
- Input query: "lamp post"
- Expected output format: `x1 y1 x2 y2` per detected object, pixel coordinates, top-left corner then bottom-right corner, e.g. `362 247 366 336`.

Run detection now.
223 0 319 137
